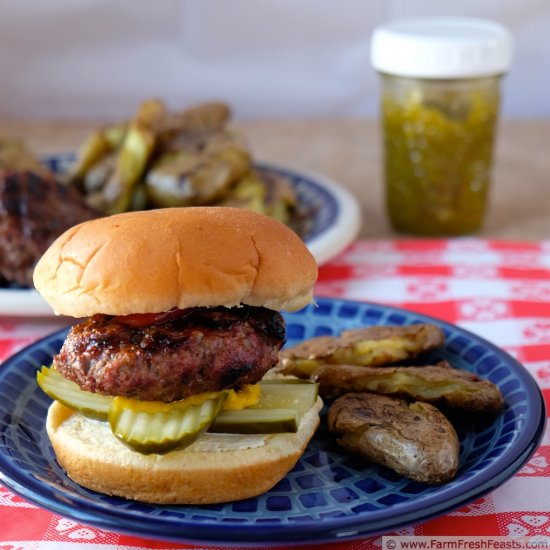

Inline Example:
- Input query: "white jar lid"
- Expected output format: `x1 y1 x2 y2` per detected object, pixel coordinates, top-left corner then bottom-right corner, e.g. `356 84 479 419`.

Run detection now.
371 16 513 79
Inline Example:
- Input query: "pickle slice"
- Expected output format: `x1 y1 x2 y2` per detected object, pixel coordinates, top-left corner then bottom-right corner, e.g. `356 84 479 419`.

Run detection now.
37 366 112 420
257 380 318 419
210 381 318 434
109 394 227 454
210 408 299 434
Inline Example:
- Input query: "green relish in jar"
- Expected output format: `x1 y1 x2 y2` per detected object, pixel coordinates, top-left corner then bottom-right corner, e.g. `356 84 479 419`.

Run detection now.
371 17 513 236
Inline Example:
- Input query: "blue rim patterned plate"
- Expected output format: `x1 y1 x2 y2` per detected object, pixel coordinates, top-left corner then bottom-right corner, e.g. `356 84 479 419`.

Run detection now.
0 298 545 546
0 155 361 316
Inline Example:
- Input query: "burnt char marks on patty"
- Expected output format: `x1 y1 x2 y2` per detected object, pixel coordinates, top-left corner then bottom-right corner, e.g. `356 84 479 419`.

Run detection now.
0 170 99 286
53 306 286 402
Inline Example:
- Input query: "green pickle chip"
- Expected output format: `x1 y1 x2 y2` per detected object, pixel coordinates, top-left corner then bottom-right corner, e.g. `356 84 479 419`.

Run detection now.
109 395 227 454
37 366 111 421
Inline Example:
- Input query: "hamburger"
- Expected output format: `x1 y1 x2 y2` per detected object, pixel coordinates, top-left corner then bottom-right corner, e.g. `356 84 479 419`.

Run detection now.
33 206 321 504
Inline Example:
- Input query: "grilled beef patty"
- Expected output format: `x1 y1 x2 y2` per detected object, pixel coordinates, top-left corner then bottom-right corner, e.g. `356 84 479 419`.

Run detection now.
53 306 286 402
0 170 99 286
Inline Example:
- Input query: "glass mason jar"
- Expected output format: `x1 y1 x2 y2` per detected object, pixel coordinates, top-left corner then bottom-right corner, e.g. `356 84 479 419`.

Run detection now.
371 17 513 236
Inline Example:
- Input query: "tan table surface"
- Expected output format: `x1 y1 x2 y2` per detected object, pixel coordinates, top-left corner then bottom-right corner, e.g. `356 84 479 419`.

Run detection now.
1 118 548 241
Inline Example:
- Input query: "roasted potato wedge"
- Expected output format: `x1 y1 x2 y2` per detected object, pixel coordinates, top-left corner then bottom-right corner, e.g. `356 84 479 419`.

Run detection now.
314 361 504 412
157 101 231 146
145 143 251 207
328 392 459 484
279 324 445 378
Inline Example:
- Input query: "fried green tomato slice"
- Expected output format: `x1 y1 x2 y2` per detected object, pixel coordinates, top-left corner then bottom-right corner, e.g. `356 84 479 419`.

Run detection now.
313 361 503 413
328 392 459 484
278 324 445 378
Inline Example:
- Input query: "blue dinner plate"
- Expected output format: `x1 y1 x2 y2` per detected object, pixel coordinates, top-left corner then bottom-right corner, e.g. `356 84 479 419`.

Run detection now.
0 298 545 546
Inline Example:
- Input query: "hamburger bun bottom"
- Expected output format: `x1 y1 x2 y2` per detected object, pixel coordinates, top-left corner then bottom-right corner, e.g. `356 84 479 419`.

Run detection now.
46 398 323 504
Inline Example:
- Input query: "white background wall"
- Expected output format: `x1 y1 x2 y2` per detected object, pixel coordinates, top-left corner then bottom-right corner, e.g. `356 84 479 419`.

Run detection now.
0 0 547 121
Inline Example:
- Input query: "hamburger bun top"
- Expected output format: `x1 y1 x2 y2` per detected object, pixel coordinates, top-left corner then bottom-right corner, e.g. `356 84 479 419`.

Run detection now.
33 207 318 317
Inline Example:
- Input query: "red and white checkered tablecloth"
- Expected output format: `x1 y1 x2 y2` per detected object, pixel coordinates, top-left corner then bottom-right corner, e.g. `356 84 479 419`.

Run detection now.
1 238 549 549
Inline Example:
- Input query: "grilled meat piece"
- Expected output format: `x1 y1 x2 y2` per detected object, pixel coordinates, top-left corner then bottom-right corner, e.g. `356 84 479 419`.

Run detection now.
279 323 445 378
0 170 99 286
54 306 286 402
328 392 459 484
313 361 504 412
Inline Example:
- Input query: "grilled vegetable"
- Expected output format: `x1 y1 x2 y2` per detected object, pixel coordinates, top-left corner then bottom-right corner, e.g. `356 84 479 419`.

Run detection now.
145 144 250 207
218 169 298 226
328 392 459 484
313 361 504 412
279 324 446 378
157 101 231 144
101 99 166 214
68 125 124 186
262 171 298 225
60 99 301 232
218 170 267 213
